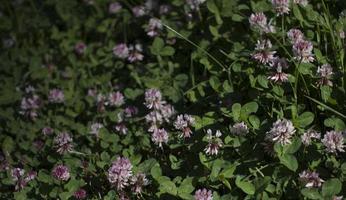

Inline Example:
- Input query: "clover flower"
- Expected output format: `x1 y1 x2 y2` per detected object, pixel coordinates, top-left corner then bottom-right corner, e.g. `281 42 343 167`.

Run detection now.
132 6 147 17
294 0 308 6
287 29 305 44
75 42 86 55
174 114 195 138
73 188 87 199
268 57 289 83
160 4 171 14
52 165 70 181
266 119 296 145
317 64 333 86
11 168 37 191
107 91 125 107
299 170 324 188
53 132 73 154
42 127 54 136
146 111 164 127
293 40 314 63
322 130 345 154
145 89 164 110
186 0 206 10
113 43 129 59
333 196 343 200
131 173 149 195
252 39 276 64
128 44 144 62
124 106 138 117
115 123 128 135
108 157 133 190
147 18 162 37
20 94 41 120
160 104 175 122
301 129 321 146
152 128 169 148
90 123 103 136
230 122 249 136
204 129 223 156
48 89 65 103
194 188 213 200
249 12 275 33
109 2 122 14
271 0 290 15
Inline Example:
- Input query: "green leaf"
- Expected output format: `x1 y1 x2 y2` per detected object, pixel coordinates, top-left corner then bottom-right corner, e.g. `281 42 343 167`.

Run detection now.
209 76 221 91
249 115 260 129
150 164 162 180
219 163 237 178
178 177 194 198
279 154 298 171
150 37 165 55
297 112 314 128
235 176 255 195
301 188 323 199
322 178 342 197
232 103 241 121
284 138 301 154
161 46 175 56
158 178 177 196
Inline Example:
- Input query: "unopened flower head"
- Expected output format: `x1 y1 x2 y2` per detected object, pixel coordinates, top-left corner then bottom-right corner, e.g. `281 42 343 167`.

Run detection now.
107 91 125 107
48 89 65 103
271 0 290 15
151 128 169 147
53 132 73 154
322 130 345 154
108 157 133 190
266 119 296 145
287 29 305 44
293 40 314 63
299 170 324 188
113 43 129 59
252 39 276 64
194 188 213 200
301 129 321 146
230 122 249 136
249 12 275 33
52 164 70 181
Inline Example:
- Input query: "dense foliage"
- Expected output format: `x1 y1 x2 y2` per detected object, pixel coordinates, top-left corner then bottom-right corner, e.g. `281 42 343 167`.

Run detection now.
1 0 346 199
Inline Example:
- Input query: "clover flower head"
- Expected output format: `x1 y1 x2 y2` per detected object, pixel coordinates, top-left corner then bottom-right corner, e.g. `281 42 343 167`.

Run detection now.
52 165 70 181
194 188 213 200
322 130 345 154
249 12 275 33
107 91 125 107
299 170 324 188
266 119 296 145
301 129 321 146
287 29 305 44
113 43 129 59
271 0 290 15
74 188 87 199
252 39 276 64
48 89 65 103
109 2 122 14
131 173 149 194
152 128 169 147
205 129 223 156
230 122 249 136
293 40 314 63
53 132 73 154
108 157 133 190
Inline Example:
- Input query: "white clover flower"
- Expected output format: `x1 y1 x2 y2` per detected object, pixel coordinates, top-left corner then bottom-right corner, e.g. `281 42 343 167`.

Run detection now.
266 119 296 145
